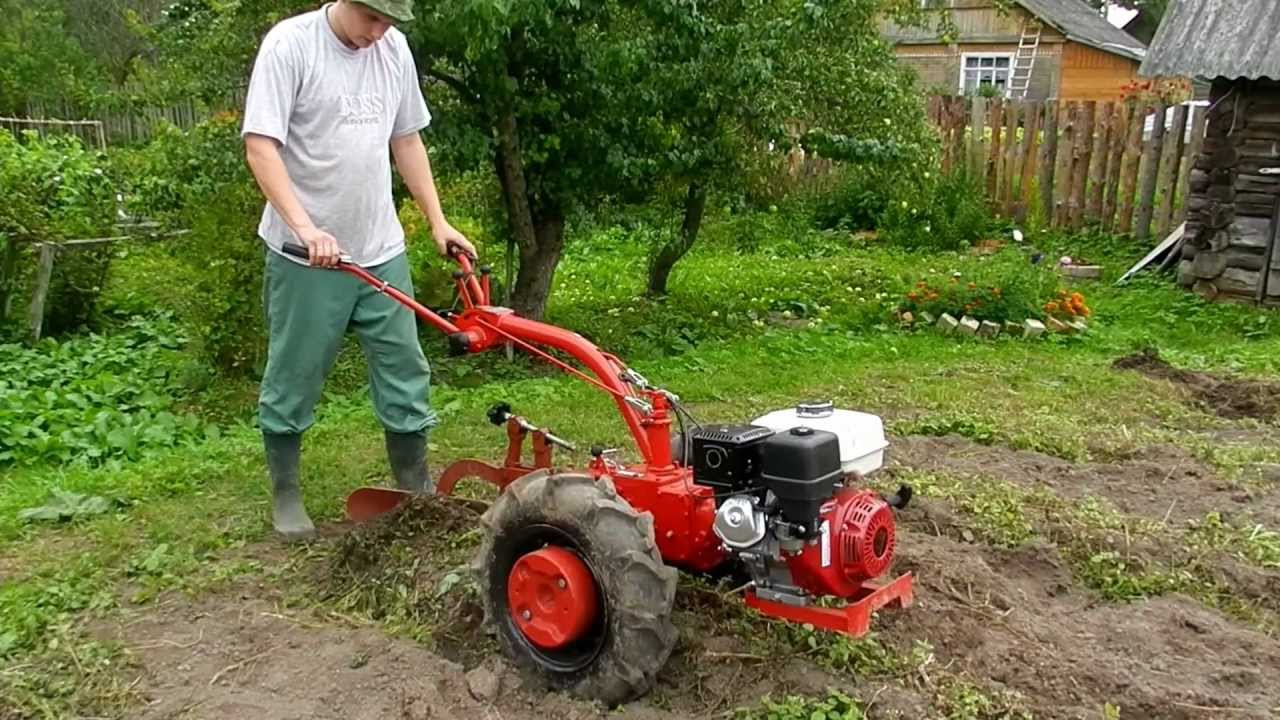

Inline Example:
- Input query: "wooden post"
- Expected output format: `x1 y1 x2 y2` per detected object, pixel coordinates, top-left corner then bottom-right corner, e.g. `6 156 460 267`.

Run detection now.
1155 103 1190 238
1001 102 1021 214
1175 105 1209 226
1055 103 1077 227
1018 103 1041 222
970 97 987 182
1086 101 1113 223
939 97 954 174
1038 100 1059 225
26 243 56 344
1118 101 1147 234
951 97 966 175
1135 101 1168 240
987 98 1004 198
1102 102 1131 231
1069 101 1095 229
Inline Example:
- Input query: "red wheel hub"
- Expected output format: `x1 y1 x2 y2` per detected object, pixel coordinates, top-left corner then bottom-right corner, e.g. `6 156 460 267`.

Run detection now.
507 546 599 650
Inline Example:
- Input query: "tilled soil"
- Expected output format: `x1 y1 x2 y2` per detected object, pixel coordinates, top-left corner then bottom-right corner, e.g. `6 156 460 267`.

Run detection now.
1114 348 1280 422
98 424 1280 720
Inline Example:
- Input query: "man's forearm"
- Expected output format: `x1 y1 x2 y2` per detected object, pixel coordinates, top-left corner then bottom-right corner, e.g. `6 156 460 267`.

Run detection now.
390 132 447 229
245 135 316 234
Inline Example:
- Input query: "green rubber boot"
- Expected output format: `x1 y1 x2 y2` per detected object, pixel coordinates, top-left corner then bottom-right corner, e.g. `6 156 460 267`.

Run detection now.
263 432 315 541
385 430 433 494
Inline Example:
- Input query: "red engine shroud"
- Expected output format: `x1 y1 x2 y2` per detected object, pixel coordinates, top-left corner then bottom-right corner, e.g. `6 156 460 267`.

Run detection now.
325 246 912 636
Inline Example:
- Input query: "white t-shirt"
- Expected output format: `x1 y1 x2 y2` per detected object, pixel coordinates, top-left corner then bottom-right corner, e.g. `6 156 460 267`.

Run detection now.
240 3 431 267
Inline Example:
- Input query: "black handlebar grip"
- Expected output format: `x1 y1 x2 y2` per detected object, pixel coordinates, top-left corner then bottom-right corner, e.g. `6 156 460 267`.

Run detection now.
282 242 310 260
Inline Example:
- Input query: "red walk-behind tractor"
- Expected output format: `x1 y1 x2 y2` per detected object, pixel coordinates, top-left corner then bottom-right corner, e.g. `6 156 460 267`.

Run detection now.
282 242 914 705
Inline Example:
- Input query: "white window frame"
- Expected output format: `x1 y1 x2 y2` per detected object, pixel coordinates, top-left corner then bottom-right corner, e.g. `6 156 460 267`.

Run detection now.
958 52 1016 96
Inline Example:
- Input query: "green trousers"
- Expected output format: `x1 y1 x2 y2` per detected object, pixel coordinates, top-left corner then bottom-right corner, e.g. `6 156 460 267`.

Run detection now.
258 248 436 435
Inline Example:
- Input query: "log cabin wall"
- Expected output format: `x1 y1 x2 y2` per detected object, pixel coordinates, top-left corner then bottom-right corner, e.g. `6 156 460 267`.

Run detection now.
1181 78 1280 305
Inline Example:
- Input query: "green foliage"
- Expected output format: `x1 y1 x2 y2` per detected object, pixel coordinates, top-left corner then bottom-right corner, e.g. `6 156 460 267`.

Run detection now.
0 0 107 114
1187 512 1280 570
0 314 214 466
17 490 118 523
896 248 1062 323
735 690 866 720
115 113 267 373
879 171 994 251
0 559 114 658
0 130 119 335
1075 551 1191 601
936 678 1032 720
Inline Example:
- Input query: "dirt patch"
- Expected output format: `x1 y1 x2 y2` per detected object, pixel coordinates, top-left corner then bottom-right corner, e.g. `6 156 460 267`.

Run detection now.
884 528 1280 719
1114 348 1280 422
889 434 1262 527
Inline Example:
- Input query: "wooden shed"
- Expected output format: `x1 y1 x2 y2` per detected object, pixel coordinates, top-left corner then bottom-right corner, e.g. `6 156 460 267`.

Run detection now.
884 0 1147 102
1141 0 1280 305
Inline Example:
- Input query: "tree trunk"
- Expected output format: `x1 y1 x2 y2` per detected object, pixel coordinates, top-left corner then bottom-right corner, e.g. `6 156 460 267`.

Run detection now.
492 108 564 320
511 211 565 319
647 182 707 297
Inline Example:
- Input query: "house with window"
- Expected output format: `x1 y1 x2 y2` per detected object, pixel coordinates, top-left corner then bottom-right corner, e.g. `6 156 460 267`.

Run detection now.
884 0 1148 101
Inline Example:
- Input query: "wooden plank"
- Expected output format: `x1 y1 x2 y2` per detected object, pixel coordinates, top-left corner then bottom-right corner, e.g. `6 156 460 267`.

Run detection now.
1102 102 1131 230
949 97 966 176
1118 101 1147 234
1038 100 1059 225
1135 101 1169 240
928 95 943 126
1018 103 1041 222
987 98 1004 199
1001 102 1020 214
1069 101 1095 229
1086 101 1113 223
939 97 954 174
970 97 987 182
1175 105 1209 226
26 243 56 345
1055 103 1078 227
1155 104 1189 238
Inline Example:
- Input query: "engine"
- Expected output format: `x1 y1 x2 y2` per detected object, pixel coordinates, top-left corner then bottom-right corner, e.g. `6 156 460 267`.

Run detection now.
690 403 910 604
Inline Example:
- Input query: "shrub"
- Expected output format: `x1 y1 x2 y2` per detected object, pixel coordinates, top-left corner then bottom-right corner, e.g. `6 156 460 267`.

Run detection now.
879 171 993 252
114 113 267 374
0 130 118 336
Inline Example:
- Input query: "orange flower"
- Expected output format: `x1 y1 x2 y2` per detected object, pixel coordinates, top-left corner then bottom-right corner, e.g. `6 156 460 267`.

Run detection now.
925 292 939 301
1045 301 1059 313
917 280 928 289
907 292 919 301
968 282 978 290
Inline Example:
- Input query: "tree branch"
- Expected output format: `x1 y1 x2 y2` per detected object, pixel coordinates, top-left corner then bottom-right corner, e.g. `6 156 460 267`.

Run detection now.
424 66 478 104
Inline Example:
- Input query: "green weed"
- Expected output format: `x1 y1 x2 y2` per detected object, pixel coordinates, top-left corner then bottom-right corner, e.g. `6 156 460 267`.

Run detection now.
734 689 866 720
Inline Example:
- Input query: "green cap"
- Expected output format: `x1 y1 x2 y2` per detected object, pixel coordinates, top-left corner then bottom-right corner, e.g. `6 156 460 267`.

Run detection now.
353 0 414 23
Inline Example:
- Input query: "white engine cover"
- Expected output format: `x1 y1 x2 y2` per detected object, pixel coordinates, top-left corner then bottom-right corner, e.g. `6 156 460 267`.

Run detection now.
751 401 888 477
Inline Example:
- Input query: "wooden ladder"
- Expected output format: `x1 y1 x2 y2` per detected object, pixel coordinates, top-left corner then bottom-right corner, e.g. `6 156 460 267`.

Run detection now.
1008 20 1041 99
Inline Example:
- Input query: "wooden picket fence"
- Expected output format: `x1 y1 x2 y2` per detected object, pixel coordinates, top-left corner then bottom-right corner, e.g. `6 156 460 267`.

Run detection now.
927 95 1208 240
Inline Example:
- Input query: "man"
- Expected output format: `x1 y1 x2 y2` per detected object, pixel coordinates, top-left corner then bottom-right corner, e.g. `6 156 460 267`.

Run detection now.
241 0 475 540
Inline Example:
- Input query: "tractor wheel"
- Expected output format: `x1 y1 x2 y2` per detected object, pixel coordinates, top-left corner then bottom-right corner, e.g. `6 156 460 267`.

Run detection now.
473 470 678 706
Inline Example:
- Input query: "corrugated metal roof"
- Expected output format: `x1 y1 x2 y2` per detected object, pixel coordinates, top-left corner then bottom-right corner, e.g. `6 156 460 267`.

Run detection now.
1015 0 1146 61
1140 0 1280 80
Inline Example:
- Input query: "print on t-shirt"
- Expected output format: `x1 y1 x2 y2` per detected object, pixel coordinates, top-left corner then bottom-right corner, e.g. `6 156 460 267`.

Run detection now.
339 94 386 126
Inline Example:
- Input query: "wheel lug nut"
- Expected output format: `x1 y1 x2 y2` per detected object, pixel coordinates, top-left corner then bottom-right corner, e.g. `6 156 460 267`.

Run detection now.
557 578 567 589
522 609 532 620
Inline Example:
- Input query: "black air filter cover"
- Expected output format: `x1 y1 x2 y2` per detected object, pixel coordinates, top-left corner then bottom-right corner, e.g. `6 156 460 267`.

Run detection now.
761 426 842 529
